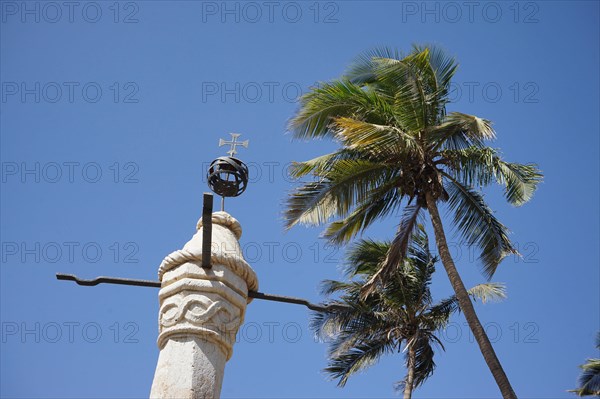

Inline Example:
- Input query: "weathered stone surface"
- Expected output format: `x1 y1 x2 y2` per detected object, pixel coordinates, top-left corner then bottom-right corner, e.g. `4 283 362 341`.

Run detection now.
150 212 257 399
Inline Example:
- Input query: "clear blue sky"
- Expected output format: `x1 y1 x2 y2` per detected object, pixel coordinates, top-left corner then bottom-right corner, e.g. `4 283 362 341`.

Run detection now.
1 1 598 398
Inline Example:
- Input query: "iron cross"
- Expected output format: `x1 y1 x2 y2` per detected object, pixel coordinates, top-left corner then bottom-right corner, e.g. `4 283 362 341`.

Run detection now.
219 133 249 157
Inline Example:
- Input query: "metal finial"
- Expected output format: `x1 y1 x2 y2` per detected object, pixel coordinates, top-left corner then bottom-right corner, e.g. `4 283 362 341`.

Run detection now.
207 134 250 211
219 133 249 157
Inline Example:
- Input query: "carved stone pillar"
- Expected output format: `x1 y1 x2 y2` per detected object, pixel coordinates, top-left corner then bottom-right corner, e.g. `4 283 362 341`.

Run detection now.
150 212 258 399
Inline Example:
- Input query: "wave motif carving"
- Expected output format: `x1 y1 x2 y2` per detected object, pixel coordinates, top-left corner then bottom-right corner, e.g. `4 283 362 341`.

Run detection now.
159 295 241 334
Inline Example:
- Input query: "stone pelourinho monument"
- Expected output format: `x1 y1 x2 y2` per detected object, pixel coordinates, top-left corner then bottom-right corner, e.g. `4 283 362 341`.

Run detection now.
150 211 258 399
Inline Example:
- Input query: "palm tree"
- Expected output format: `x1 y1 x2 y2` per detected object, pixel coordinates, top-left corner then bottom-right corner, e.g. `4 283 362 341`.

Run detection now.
571 333 600 396
312 225 506 399
285 45 542 398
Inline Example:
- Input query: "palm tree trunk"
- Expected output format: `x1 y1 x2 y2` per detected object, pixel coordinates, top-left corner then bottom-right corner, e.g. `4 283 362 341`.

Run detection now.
403 342 416 399
425 192 517 399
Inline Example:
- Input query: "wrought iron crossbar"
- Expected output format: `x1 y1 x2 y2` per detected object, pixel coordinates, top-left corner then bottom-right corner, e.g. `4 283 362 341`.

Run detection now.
55 273 330 312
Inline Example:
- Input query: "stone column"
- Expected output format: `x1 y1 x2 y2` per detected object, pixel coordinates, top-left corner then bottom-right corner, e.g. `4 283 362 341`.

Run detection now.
150 211 258 399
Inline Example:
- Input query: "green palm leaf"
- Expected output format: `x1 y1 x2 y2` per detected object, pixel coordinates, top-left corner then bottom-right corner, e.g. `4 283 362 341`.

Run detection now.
413 44 458 95
444 177 518 278
411 332 437 387
571 333 600 396
284 159 390 228
442 146 543 206
323 177 401 243
288 149 363 179
289 80 395 140
331 116 421 158
363 206 424 293
345 239 392 277
345 47 403 84
425 283 507 329
429 112 496 150
573 359 600 396
325 337 395 387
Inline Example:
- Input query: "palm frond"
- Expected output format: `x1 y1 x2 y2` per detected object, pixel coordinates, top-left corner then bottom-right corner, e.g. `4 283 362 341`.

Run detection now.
362 205 423 294
288 149 362 179
425 282 507 329
571 333 600 396
412 332 437 387
331 117 421 159
284 181 338 228
345 47 403 84
320 280 363 297
572 359 600 396
386 206 425 274
495 160 543 206
444 177 518 278
379 53 430 132
467 282 507 304
407 222 436 268
288 80 395 140
429 112 496 150
413 44 458 94
323 178 402 243
442 146 543 206
395 331 438 393
325 337 395 387
344 239 391 277
345 47 434 132
311 301 372 341
284 160 391 228
406 45 457 125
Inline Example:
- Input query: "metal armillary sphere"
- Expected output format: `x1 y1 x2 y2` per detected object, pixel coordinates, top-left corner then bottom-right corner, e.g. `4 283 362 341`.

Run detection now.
207 156 249 197
207 133 250 210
